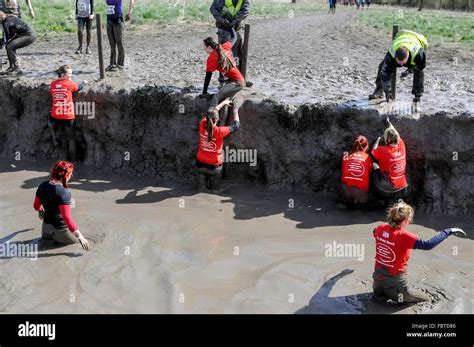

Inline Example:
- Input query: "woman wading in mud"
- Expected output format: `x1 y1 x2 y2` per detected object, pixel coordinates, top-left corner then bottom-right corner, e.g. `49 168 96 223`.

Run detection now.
195 98 240 191
33 161 89 250
372 201 465 303
202 34 246 109
339 135 373 207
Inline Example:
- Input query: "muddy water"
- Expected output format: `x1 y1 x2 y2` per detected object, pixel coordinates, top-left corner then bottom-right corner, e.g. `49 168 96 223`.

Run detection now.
2 8 473 115
0 159 471 313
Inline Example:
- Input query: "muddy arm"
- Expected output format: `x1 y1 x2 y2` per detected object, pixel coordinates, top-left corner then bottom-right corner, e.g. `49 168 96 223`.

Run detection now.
202 72 212 94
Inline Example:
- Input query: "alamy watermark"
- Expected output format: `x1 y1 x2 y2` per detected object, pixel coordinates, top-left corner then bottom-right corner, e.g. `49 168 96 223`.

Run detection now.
54 101 96 119
325 241 365 261
0 242 38 261
223 146 257 167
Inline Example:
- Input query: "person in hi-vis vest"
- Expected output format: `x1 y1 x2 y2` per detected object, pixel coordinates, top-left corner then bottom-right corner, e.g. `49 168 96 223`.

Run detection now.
369 30 428 103
210 0 249 74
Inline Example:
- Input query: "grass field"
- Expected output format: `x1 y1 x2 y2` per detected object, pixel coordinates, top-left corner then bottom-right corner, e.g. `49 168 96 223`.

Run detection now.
358 7 474 47
26 0 326 34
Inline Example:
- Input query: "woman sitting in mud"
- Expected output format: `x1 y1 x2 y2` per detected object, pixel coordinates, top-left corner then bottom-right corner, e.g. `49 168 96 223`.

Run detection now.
373 201 465 304
195 98 240 191
202 34 246 110
371 117 408 202
339 135 373 207
33 161 89 250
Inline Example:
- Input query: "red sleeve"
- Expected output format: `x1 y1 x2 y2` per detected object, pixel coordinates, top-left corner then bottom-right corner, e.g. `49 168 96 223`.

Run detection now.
59 204 78 233
206 52 219 72
402 231 418 250
214 126 231 138
71 81 79 93
33 196 43 211
399 138 405 154
372 146 382 160
366 155 373 172
221 42 232 51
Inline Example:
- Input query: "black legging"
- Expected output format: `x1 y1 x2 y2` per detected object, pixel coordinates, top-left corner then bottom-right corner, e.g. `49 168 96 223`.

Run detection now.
51 117 76 162
5 34 36 67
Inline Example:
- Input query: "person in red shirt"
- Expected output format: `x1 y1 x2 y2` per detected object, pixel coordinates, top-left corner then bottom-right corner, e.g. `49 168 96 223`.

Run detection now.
33 161 89 250
196 98 240 191
339 135 373 206
373 201 465 303
202 35 246 110
50 65 85 162
371 117 408 201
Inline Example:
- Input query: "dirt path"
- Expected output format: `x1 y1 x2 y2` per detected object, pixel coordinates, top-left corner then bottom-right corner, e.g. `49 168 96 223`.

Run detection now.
3 7 473 114
0 159 472 313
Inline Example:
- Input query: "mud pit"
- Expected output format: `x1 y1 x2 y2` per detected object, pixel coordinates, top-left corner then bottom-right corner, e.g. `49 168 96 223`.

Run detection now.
0 8 473 314
0 159 472 313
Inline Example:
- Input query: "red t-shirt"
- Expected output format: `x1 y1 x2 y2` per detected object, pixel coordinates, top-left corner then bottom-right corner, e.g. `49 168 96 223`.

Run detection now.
196 118 232 166
373 223 418 275
50 79 79 120
206 42 244 82
341 151 373 191
372 138 408 189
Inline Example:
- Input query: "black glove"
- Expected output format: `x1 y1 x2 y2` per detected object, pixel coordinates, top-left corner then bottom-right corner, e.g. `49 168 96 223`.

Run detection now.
0 37 4 50
400 69 414 79
384 90 394 102
443 228 466 237
230 19 239 28
216 17 232 28
38 210 44 220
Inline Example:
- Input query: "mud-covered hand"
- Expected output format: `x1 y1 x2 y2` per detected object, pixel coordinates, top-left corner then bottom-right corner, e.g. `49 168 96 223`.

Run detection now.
400 69 414 79
73 230 90 251
444 228 466 237
124 13 131 21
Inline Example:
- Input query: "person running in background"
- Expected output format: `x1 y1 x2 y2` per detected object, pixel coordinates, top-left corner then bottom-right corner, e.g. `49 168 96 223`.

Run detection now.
75 0 94 54
210 0 249 70
0 10 35 74
369 30 428 103
371 117 408 202
105 0 135 71
339 135 373 206
202 36 245 109
373 201 465 303
33 161 89 250
196 98 240 192
50 65 87 162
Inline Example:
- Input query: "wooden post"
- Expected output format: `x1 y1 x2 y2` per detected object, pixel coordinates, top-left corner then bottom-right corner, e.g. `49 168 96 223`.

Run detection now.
391 24 399 99
96 14 105 79
240 24 251 79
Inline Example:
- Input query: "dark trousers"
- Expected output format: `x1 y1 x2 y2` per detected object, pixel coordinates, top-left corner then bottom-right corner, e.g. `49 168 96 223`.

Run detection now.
372 168 408 201
106 19 125 67
373 268 430 303
338 182 369 204
77 17 92 47
375 60 424 96
210 81 244 109
51 117 76 162
195 160 223 191
5 35 36 67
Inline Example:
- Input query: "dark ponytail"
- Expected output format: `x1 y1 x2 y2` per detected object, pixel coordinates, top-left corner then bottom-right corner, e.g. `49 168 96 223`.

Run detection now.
204 37 235 72
206 108 219 142
56 64 72 78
